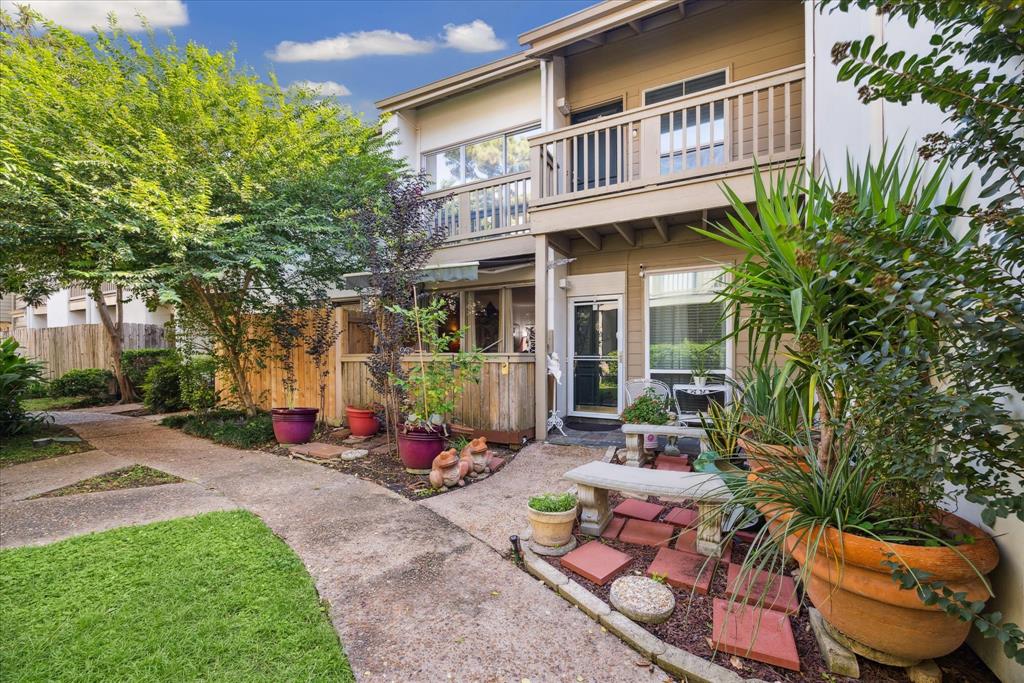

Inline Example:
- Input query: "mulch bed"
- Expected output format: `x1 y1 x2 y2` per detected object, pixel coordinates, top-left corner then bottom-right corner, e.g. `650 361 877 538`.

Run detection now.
31 465 183 499
541 492 998 682
262 427 519 500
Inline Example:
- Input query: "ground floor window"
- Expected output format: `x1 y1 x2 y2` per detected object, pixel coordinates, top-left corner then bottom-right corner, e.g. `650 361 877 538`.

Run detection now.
430 285 535 354
646 267 727 388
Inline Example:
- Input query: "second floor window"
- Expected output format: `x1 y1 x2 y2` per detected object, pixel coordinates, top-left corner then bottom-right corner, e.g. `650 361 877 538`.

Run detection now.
423 125 540 190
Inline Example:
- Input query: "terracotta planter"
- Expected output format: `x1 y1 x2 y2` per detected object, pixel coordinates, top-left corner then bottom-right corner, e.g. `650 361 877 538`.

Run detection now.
345 406 379 437
780 506 998 662
397 425 446 474
271 407 318 444
527 505 578 548
737 432 809 472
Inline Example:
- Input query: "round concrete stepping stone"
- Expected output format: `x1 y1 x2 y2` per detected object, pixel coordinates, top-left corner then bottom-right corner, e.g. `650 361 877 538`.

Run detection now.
609 575 675 624
529 536 577 557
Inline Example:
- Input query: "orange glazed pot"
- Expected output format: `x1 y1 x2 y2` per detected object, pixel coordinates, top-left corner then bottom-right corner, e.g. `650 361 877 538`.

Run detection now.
782 509 998 662
737 433 809 472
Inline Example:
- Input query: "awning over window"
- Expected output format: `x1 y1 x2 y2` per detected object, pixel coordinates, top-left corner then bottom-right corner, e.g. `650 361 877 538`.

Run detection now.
341 262 479 290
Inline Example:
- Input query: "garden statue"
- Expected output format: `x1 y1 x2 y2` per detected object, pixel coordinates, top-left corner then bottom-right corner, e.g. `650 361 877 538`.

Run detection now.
428 449 463 489
461 436 489 474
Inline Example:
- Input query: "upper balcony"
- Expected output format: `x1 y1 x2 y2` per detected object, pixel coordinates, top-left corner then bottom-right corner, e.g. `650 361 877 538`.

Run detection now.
425 171 531 245
527 65 804 234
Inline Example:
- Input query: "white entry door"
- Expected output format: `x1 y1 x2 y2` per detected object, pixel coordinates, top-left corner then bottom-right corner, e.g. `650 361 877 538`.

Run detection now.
567 296 623 418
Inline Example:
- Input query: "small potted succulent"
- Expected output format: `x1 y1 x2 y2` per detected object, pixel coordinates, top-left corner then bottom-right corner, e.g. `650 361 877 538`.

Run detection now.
527 492 578 549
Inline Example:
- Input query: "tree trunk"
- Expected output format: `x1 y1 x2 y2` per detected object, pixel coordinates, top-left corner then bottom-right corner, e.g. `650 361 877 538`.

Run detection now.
221 343 258 417
92 284 137 403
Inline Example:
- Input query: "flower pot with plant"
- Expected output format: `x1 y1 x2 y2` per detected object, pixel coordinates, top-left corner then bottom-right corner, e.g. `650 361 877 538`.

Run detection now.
527 492 578 552
345 405 380 437
698 153 1017 665
621 388 673 452
690 342 714 387
388 298 483 474
270 310 318 444
734 364 813 471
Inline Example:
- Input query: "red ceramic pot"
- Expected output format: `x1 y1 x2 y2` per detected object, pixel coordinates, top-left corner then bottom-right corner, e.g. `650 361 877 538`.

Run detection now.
345 406 380 437
271 407 318 444
397 424 446 473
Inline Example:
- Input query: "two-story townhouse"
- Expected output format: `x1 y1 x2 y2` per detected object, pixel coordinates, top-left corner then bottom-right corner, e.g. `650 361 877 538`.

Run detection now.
378 0 805 440
10 285 172 331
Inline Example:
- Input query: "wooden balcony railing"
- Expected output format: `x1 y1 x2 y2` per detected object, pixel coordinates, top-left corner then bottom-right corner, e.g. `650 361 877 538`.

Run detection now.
529 66 804 207
69 282 117 299
426 171 531 242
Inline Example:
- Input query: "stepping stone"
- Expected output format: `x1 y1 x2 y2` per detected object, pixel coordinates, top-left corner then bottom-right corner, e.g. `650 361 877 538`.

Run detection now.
51 436 83 443
289 442 346 459
726 563 800 615
560 540 633 586
664 507 698 528
610 575 675 624
654 455 691 472
618 519 675 547
613 499 665 521
487 455 506 472
341 448 369 461
675 528 733 558
712 598 800 672
646 546 719 594
601 516 626 540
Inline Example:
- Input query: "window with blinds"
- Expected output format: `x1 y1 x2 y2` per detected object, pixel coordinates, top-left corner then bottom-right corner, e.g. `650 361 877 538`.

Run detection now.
644 70 727 106
647 268 727 380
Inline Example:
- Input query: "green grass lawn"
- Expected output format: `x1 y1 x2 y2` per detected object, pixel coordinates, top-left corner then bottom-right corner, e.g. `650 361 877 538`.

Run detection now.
0 424 94 467
20 395 95 412
0 510 353 682
31 465 183 498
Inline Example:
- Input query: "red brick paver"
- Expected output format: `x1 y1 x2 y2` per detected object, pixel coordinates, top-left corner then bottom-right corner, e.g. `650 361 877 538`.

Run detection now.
654 455 692 472
674 528 733 558
601 516 626 540
618 519 675 547
663 507 698 528
560 540 633 586
613 499 665 521
725 563 800 615
646 546 720 594
712 598 800 671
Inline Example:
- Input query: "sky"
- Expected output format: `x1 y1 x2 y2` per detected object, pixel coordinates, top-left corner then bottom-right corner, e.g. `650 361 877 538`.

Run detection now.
4 0 595 118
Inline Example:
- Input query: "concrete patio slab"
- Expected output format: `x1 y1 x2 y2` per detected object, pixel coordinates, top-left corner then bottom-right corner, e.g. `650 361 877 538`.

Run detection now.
1 449 130 503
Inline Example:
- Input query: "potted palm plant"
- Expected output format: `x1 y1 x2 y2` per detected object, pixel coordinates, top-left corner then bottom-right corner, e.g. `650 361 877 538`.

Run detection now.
734 364 813 471
388 298 482 473
697 152 1017 665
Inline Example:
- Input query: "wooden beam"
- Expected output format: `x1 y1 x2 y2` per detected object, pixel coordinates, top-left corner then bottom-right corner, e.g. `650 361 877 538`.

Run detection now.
678 1 686 18
584 32 605 46
548 232 572 255
652 216 669 242
628 20 643 35
577 228 602 250
612 222 635 246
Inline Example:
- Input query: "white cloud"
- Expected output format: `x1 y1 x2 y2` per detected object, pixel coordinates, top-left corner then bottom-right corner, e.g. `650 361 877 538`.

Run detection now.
0 0 188 32
268 19 506 63
442 20 505 53
269 29 434 63
290 80 351 97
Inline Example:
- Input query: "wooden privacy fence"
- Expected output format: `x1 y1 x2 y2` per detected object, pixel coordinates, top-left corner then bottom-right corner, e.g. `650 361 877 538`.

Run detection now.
13 323 167 379
230 307 536 440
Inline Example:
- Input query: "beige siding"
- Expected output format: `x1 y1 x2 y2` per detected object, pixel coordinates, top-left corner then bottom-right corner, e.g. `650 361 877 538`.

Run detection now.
567 228 752 381
565 0 804 113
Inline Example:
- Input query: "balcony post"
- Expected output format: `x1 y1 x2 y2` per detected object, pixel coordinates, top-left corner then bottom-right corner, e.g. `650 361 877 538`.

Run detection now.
640 116 660 180
533 233 549 441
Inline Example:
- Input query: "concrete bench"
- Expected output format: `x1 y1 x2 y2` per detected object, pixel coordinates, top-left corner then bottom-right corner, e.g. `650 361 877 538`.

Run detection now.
563 461 732 557
620 423 709 467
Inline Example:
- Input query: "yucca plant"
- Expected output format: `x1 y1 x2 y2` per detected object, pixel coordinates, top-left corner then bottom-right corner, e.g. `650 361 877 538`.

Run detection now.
734 363 814 448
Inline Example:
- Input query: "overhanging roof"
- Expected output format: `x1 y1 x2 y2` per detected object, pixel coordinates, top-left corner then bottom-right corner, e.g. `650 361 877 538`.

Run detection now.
375 53 537 113
518 0 681 58
342 262 479 290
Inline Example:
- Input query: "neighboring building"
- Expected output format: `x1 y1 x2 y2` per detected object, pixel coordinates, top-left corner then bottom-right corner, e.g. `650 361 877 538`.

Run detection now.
10 283 172 331
0 293 16 336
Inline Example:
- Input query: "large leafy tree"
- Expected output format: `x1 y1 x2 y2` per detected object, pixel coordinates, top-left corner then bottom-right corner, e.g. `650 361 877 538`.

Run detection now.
0 9 400 414
0 9 166 401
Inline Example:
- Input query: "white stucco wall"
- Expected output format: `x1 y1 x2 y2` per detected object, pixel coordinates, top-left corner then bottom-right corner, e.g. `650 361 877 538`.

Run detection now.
19 289 171 330
413 69 541 160
808 4 1023 680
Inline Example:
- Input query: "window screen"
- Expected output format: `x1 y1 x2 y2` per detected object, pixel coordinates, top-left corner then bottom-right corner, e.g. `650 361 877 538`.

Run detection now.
645 70 727 106
647 269 726 376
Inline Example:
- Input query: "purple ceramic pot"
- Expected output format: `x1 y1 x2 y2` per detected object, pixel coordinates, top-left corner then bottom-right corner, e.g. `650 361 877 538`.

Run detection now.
271 407 318 444
397 424 446 473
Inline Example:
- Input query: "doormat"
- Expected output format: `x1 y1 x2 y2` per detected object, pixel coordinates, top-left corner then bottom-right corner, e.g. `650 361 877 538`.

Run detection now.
564 418 621 432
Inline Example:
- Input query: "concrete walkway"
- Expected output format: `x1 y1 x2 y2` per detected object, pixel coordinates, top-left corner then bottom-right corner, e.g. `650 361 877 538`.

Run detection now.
0 411 667 682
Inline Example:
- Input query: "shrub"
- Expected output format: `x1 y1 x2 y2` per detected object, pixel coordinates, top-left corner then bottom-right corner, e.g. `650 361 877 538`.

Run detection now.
1 337 47 436
619 388 671 425
180 355 218 412
50 368 112 401
24 380 49 398
121 348 175 390
143 360 184 413
528 492 577 513
161 410 274 449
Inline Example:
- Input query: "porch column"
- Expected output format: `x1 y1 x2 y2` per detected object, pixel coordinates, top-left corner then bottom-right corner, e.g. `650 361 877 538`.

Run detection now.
534 234 549 441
